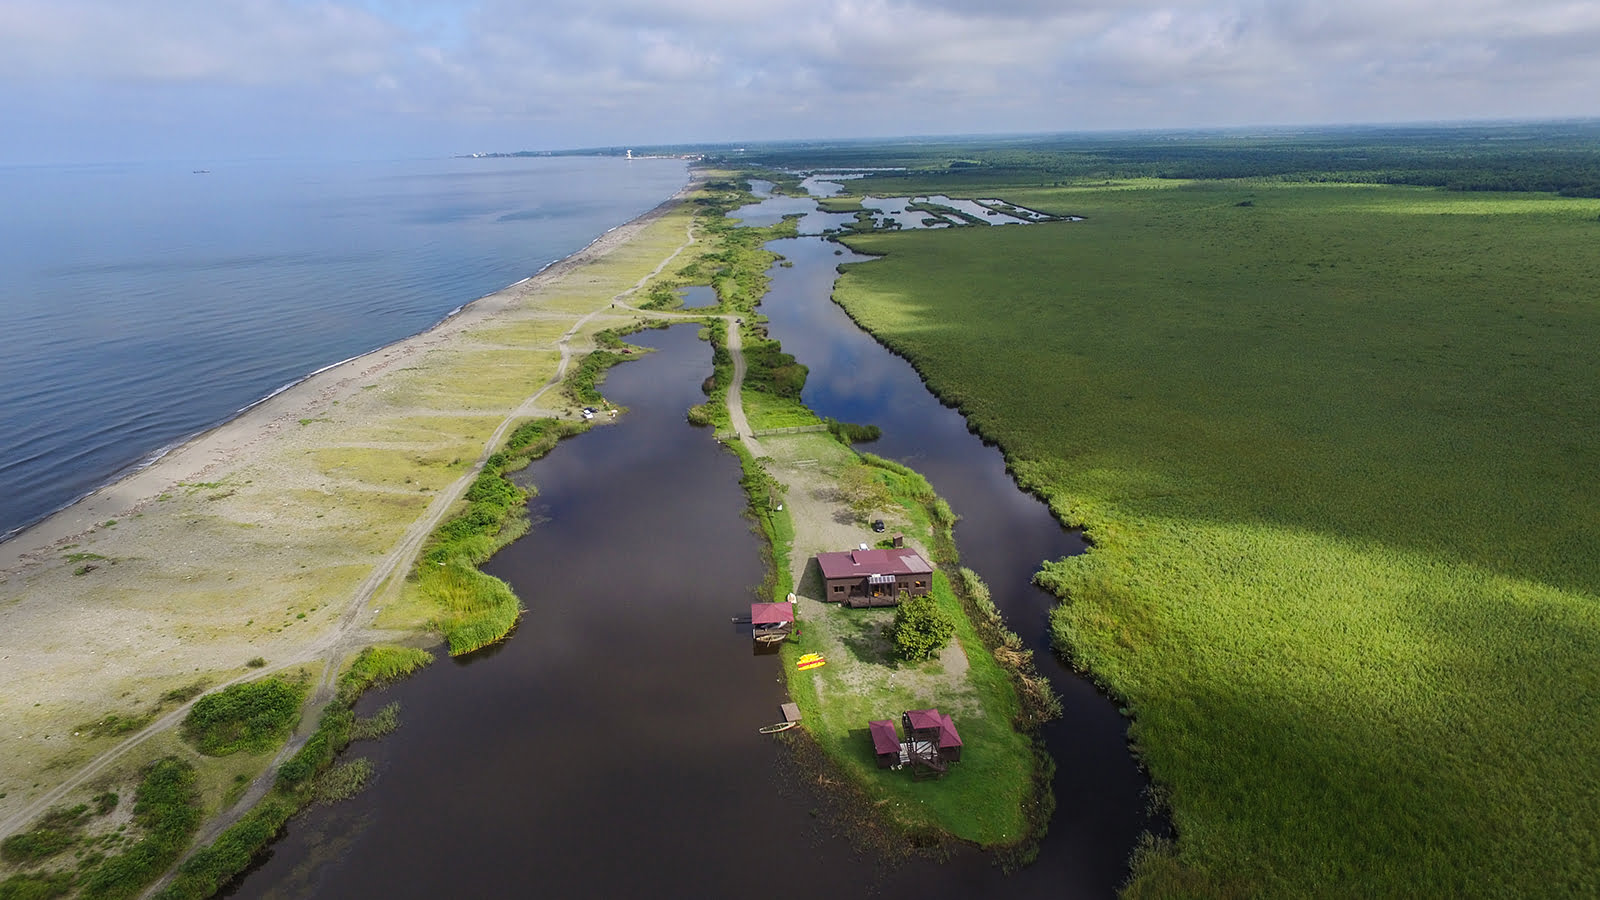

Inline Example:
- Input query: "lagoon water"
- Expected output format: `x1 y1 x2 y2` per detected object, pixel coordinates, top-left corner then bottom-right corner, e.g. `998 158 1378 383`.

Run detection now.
223 326 999 899
227 187 1152 898
0 156 687 538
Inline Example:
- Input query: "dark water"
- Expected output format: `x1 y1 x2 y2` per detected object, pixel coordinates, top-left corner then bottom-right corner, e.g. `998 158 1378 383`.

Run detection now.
228 326 1015 898
754 235 1159 893
222 185 1152 890
225 194 1154 898
678 285 718 308
228 318 1153 898
0 156 686 537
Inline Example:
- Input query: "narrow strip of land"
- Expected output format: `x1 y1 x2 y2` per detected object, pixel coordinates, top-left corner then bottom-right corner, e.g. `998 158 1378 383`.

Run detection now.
0 187 700 846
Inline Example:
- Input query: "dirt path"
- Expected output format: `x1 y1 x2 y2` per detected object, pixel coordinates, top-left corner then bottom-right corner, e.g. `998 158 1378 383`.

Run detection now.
722 320 764 457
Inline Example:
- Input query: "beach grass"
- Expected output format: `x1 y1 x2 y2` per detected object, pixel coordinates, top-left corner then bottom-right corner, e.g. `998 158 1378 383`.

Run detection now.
180 676 308 757
152 647 427 900
410 417 588 655
305 447 467 493
471 318 580 348
830 178 1600 895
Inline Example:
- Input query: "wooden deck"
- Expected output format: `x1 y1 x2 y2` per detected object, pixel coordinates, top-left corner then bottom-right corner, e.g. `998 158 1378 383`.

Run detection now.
898 739 948 778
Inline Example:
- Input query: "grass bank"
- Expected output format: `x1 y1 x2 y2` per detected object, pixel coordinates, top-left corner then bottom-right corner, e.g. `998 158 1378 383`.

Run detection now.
0 757 202 900
408 417 589 655
152 646 431 900
830 178 1600 895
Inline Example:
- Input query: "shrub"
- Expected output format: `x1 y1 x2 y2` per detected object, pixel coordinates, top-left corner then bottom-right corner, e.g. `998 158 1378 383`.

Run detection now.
0 872 74 900
837 465 891 518
76 758 200 900
825 418 881 444
891 592 955 662
685 403 714 427
181 677 305 756
0 828 75 865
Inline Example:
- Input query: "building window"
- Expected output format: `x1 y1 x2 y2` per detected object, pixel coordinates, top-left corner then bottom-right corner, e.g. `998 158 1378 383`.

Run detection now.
914 580 926 589
832 585 844 593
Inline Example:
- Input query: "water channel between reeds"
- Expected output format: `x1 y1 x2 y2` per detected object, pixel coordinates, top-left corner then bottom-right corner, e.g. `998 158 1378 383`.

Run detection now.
227 203 1154 899
754 233 1160 894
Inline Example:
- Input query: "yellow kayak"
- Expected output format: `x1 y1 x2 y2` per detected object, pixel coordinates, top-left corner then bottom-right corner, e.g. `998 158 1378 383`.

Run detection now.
796 652 826 671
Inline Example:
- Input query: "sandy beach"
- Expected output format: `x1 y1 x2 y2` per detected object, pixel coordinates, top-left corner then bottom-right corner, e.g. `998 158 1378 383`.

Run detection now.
0 181 700 836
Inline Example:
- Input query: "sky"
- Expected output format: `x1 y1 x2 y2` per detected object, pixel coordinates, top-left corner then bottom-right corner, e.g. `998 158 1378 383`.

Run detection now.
2 0 1597 163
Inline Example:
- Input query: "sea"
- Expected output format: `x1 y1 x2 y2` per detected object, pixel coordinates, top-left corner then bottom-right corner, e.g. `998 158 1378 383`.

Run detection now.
0 155 688 539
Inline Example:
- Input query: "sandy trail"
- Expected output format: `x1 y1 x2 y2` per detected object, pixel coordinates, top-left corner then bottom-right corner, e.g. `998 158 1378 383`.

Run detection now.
722 321 765 456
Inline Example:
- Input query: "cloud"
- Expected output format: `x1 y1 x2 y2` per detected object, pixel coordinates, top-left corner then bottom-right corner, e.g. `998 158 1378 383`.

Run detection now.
0 0 1595 160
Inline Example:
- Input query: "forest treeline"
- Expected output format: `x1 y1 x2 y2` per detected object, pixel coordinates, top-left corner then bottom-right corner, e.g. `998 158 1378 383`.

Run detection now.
694 122 1600 197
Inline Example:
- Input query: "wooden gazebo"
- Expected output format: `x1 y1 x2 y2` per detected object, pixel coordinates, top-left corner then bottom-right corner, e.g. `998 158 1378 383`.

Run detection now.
750 602 794 644
901 707 963 777
868 719 900 769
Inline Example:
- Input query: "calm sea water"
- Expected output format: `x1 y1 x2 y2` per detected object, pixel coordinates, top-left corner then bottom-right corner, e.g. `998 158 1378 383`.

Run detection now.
0 156 687 538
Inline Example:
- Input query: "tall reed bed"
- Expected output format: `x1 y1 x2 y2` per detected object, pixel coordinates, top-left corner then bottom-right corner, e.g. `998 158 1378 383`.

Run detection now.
832 179 1600 896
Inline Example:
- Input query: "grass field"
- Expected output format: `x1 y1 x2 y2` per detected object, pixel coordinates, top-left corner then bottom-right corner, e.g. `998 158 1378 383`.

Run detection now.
830 179 1600 895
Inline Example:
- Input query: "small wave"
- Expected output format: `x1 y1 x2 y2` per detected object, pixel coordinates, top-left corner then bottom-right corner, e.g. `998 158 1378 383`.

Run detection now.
235 352 366 415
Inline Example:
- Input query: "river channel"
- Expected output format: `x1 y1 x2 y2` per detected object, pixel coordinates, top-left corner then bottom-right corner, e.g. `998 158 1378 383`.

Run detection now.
227 202 1153 899
753 233 1158 895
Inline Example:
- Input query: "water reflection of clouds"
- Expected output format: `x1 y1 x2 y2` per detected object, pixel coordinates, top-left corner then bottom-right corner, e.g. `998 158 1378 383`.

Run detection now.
734 175 1083 234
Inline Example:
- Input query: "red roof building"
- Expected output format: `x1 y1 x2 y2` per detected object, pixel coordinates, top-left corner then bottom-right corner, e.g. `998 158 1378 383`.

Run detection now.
903 708 963 765
868 719 900 768
750 603 795 626
938 713 963 762
904 708 944 734
815 547 933 607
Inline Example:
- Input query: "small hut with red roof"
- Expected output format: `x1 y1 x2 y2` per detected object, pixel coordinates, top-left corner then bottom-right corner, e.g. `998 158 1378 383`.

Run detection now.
868 719 901 769
750 602 794 644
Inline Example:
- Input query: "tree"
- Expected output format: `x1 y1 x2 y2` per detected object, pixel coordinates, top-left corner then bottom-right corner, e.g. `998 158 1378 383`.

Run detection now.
891 592 955 662
838 465 891 518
